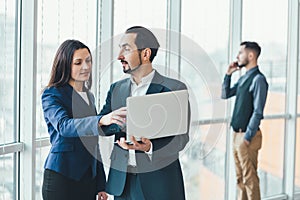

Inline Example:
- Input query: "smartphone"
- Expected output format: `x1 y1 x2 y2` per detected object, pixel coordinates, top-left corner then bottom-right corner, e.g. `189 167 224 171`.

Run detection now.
233 61 239 68
114 140 133 145
235 61 245 68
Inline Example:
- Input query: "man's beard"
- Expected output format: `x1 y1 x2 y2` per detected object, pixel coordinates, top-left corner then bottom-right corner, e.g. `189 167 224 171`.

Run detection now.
123 64 142 74
238 59 249 68
122 52 143 74
121 60 131 73
123 64 131 73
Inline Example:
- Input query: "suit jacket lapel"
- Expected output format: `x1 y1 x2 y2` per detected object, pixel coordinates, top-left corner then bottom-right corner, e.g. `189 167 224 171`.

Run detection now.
112 72 165 109
63 84 96 117
146 71 165 94
86 91 97 113
119 78 131 107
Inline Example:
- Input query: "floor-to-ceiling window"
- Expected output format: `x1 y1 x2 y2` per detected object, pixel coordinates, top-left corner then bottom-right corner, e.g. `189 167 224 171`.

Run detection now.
0 0 18 199
1 0 300 199
181 0 230 199
242 0 288 198
35 1 98 199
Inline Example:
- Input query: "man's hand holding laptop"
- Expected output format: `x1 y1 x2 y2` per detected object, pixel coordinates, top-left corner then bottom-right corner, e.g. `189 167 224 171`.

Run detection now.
117 136 152 152
99 90 188 153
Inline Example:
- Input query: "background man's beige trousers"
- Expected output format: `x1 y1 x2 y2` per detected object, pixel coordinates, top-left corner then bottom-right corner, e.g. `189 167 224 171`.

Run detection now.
233 130 262 200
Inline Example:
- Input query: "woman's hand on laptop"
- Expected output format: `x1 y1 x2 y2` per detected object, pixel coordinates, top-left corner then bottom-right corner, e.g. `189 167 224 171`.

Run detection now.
99 107 127 127
117 136 151 152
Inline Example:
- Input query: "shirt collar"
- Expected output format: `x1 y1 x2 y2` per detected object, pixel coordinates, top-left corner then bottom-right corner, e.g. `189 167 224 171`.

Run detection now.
130 69 156 85
245 66 259 75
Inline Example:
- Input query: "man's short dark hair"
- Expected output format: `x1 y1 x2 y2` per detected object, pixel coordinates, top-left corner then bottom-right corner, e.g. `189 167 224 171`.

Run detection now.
125 26 160 62
240 41 261 59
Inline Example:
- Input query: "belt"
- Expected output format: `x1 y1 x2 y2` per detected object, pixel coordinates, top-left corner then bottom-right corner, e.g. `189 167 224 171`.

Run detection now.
233 128 245 133
233 127 260 133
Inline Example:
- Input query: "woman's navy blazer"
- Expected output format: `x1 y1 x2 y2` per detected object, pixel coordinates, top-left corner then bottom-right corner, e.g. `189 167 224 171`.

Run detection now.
41 84 105 192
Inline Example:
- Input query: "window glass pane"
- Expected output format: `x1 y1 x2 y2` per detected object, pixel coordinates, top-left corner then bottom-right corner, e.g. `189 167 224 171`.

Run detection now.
182 0 229 72
114 0 167 77
181 0 229 120
101 0 167 106
0 153 16 200
35 146 51 200
181 1 229 197
242 0 288 115
112 0 167 82
36 0 98 139
113 0 167 35
259 119 284 197
36 1 98 198
0 0 17 144
182 123 226 200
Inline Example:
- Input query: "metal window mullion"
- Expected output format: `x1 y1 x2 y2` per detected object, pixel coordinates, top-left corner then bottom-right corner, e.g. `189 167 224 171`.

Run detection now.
97 0 114 108
264 114 291 120
96 0 115 171
0 143 24 155
15 0 21 198
191 114 290 126
19 0 38 200
284 0 299 199
262 194 288 200
226 0 242 199
166 0 181 78
35 137 50 148
294 192 300 200
93 0 100 96
101 0 114 84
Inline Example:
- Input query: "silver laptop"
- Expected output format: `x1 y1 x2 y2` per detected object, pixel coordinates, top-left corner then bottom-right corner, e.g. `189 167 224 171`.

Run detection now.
126 89 189 141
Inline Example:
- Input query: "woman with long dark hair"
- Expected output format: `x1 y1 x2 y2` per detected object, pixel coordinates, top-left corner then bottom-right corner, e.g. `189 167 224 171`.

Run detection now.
41 39 107 200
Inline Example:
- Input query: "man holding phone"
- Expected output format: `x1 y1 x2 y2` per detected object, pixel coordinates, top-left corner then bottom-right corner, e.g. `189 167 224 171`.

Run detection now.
221 41 268 200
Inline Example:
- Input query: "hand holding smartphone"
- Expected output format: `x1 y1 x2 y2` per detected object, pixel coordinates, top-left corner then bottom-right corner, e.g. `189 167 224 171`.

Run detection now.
226 61 240 75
